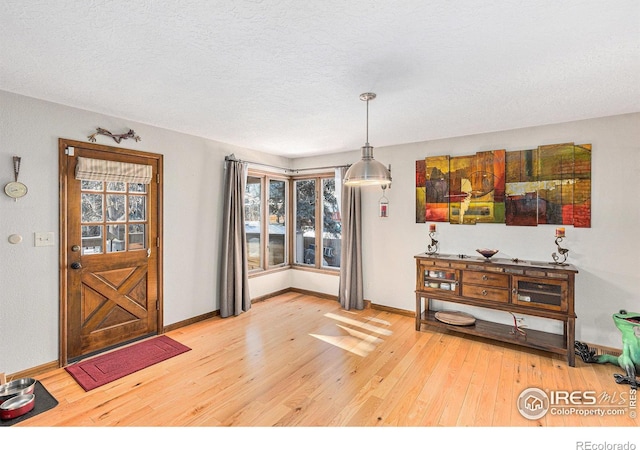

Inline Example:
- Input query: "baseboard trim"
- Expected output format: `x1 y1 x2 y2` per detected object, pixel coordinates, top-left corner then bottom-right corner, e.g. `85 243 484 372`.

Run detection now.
370 302 414 317
288 287 339 302
7 361 59 382
163 310 219 333
582 342 622 358
251 288 292 303
164 288 338 333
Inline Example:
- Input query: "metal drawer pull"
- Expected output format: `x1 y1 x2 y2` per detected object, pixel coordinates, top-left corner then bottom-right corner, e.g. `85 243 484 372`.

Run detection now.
482 289 488 296
482 275 488 281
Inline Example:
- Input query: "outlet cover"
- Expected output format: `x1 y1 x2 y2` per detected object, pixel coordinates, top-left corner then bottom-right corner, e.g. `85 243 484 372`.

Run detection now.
35 231 55 247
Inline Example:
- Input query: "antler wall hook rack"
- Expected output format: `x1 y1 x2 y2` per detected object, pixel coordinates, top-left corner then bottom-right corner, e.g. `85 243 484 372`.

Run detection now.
88 127 141 144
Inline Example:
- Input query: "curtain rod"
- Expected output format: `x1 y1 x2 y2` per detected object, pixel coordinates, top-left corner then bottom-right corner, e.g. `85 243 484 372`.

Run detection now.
225 154 350 173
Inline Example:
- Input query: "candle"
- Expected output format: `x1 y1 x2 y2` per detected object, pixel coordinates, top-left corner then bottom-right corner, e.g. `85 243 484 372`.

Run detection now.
429 223 436 232
555 227 565 237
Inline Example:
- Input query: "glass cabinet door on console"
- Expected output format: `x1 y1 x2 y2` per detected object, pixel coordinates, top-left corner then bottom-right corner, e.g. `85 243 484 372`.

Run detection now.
418 261 459 295
511 276 568 312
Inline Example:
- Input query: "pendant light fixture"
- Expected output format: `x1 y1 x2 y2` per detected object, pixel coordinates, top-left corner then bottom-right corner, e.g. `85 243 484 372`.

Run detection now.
343 92 392 187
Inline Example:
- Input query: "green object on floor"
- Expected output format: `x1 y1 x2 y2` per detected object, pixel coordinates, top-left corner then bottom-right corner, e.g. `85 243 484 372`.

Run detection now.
575 310 640 389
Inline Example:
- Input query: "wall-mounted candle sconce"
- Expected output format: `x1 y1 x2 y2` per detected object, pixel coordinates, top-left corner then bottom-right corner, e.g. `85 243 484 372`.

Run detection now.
379 185 389 217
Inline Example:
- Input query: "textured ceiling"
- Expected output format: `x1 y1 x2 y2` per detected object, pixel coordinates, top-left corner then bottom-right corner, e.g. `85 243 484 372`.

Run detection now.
1 1 639 157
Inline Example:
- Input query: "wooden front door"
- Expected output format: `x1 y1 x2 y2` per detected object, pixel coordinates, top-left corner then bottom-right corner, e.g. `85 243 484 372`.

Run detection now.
59 139 163 364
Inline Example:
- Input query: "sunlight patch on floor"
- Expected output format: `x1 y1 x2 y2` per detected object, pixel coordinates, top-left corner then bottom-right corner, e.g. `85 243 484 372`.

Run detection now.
323 312 393 336
336 324 384 345
363 316 392 326
309 311 393 357
309 333 377 357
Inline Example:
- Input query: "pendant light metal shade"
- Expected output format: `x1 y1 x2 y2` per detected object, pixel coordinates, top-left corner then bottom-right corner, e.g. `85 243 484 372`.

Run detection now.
343 144 392 186
343 93 392 187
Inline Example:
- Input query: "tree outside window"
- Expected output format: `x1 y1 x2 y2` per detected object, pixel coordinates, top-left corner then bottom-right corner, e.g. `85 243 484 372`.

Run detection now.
294 179 316 265
294 175 341 269
321 178 341 268
268 179 286 266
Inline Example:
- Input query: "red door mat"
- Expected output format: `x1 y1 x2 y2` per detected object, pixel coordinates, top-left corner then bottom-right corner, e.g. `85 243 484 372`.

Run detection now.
65 335 191 391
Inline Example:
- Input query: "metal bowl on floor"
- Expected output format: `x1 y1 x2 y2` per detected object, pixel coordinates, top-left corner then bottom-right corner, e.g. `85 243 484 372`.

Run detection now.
0 378 36 401
0 394 35 420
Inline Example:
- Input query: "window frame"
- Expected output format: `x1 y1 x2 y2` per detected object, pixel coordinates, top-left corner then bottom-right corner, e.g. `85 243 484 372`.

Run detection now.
291 172 341 273
245 169 290 275
245 168 341 277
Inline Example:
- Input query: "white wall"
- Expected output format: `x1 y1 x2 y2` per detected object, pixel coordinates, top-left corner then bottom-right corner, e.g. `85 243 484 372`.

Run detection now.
293 113 640 348
1 89 638 374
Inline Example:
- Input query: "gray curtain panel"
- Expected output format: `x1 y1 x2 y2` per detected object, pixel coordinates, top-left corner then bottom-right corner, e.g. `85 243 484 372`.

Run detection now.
337 167 364 310
219 157 251 318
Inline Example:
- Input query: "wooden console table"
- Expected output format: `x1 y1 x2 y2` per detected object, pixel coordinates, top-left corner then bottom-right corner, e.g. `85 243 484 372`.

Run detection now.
415 253 578 366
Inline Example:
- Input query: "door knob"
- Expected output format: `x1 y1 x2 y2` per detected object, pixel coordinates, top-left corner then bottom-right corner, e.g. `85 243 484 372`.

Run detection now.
71 261 82 270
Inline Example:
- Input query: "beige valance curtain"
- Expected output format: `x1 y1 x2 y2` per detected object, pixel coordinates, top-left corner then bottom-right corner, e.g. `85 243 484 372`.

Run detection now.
75 157 153 184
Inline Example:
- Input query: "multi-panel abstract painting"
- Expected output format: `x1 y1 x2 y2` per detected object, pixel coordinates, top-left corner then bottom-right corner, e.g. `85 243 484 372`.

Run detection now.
415 143 591 227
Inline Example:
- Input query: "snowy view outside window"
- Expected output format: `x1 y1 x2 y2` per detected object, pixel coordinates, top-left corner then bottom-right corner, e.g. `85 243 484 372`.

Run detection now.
245 173 340 271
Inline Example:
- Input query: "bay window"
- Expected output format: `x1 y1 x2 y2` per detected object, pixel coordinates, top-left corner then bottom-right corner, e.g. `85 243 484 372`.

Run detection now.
245 169 341 274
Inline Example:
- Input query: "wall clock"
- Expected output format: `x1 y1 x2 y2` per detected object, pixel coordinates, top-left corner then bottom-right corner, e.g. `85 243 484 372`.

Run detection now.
4 181 28 199
4 156 27 200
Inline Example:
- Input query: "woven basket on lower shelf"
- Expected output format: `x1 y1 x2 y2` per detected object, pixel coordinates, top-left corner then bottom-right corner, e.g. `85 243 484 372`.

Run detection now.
434 311 476 326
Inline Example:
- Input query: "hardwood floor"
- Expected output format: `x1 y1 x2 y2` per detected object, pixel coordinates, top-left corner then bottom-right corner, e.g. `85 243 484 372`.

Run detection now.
12 292 639 432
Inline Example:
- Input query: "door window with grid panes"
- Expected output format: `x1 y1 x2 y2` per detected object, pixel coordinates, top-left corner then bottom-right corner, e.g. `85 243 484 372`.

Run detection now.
80 180 148 255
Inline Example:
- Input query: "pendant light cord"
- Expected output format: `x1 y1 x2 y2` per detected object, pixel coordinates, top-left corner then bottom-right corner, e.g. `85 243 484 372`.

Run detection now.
365 97 370 145
360 92 376 146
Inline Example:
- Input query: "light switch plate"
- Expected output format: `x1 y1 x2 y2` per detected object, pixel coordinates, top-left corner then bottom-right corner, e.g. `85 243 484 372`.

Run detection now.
35 231 55 247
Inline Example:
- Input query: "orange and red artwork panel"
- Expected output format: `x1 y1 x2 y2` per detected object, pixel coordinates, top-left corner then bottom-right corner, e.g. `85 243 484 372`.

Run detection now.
415 143 591 228
425 155 449 222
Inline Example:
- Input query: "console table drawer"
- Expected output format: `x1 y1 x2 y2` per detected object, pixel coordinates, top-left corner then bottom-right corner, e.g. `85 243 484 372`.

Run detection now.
462 271 509 288
462 284 509 302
